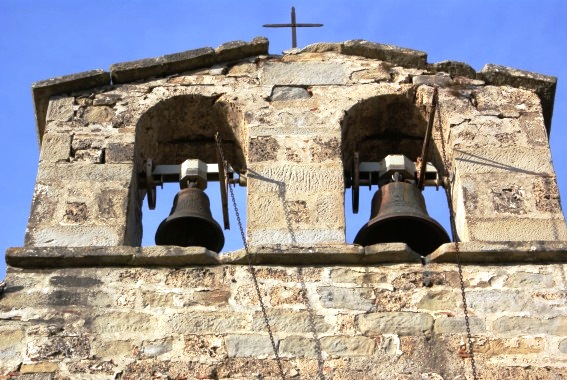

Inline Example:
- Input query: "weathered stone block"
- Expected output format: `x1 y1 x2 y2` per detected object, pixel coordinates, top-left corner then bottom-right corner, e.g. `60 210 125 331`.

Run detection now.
431 60 476 79
310 137 340 162
73 148 104 163
350 65 391 83
39 133 71 162
358 312 434 336
301 42 342 53
169 312 250 334
474 336 544 355
33 69 110 143
472 84 543 115
533 177 562 213
215 37 269 62
453 148 555 176
249 136 279 161
164 267 228 288
413 74 453 86
91 340 133 360
504 271 555 288
162 47 216 75
192 289 230 306
62 201 89 224
493 316 567 336
321 336 376 357
434 316 485 334
467 289 530 313
26 225 125 246
93 93 122 106
37 163 133 182
559 338 567 353
260 61 350 85
20 362 59 374
465 217 567 242
49 275 102 287
329 268 387 285
110 47 216 84
6 247 136 267
87 312 159 335
0 327 25 371
248 162 344 193
270 86 311 101
184 334 226 359
279 336 318 357
141 338 173 358
226 61 257 77
225 334 278 358
142 291 174 308
46 96 74 122
82 105 114 124
105 142 134 163
416 290 460 311
252 310 331 333
318 286 375 311
480 64 557 132
31 335 91 360
269 285 303 306
374 289 412 312
341 40 427 68
450 116 532 149
248 228 344 246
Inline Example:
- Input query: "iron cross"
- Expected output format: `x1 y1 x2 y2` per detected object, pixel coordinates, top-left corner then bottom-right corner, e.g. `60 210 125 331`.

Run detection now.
263 7 323 48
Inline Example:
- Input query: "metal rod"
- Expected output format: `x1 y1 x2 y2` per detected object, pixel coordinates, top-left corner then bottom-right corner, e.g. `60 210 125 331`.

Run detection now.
417 87 438 190
263 7 323 49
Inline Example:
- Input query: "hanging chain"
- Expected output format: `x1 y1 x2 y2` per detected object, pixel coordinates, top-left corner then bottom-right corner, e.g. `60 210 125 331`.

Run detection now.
433 88 479 380
297 267 326 380
215 134 286 380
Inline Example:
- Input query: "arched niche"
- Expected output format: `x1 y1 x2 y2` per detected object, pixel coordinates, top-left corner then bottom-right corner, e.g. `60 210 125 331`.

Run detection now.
130 94 247 247
341 92 444 174
136 94 246 170
340 91 451 244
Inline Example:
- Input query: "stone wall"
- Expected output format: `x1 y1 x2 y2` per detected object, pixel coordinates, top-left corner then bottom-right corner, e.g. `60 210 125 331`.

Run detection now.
1 246 566 379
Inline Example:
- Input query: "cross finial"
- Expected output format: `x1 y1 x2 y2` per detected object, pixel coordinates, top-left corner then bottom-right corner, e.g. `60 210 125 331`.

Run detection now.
263 6 323 48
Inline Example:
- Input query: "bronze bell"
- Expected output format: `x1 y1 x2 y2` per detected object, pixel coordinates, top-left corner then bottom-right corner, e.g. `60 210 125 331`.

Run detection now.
155 187 225 252
354 181 450 256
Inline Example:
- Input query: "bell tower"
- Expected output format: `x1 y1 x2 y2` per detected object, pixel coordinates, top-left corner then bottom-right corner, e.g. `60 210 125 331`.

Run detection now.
1 38 566 379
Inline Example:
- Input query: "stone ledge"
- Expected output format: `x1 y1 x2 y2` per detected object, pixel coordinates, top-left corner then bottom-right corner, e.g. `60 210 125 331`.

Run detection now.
110 37 268 84
430 60 476 79
340 40 428 69
32 69 111 146
480 64 557 134
6 241 567 268
426 241 567 264
301 41 428 69
220 243 421 265
5 246 218 268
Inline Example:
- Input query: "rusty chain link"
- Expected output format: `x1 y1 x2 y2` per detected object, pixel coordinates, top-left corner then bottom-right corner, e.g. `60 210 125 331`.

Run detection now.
433 87 479 380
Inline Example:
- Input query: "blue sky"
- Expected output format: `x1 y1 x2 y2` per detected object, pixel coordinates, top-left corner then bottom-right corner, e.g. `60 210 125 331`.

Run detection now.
1 1 566 279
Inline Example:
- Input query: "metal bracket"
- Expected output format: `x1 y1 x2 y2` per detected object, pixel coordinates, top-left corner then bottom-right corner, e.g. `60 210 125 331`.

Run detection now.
352 152 360 214
139 158 244 218
216 137 230 230
347 153 441 213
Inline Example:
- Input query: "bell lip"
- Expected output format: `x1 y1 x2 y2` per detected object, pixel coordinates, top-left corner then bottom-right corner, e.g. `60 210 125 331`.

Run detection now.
353 212 451 256
155 214 225 253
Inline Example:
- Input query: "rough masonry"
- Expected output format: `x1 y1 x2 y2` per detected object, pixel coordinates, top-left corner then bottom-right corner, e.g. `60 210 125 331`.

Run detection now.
1 37 566 379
